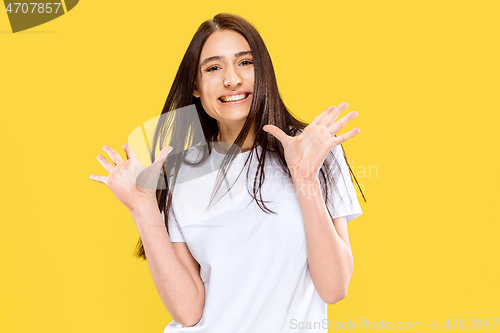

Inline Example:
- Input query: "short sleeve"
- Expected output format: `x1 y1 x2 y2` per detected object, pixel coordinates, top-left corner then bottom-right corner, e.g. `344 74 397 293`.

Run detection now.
324 144 363 223
162 205 186 243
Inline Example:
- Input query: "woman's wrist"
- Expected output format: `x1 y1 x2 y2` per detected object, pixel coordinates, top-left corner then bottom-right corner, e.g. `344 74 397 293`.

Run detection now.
129 200 163 226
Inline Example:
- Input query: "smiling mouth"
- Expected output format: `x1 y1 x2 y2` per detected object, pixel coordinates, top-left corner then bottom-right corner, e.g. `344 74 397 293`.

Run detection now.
219 93 250 103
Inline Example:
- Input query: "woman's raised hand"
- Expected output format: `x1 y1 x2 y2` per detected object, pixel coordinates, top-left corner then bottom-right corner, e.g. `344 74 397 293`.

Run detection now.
89 144 173 211
263 102 360 180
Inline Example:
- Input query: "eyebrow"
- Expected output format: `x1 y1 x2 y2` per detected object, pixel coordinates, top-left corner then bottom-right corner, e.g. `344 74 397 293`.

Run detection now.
199 51 252 70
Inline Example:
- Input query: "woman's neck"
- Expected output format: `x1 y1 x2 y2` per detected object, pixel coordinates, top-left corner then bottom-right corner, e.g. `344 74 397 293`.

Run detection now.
214 122 256 154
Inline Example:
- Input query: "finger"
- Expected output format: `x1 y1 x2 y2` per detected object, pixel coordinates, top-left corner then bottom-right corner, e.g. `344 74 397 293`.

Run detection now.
152 146 172 164
312 105 336 126
96 154 115 173
320 102 349 127
89 174 107 185
321 102 348 127
328 111 359 135
123 143 137 161
136 147 172 190
152 146 173 169
331 128 361 146
102 145 124 165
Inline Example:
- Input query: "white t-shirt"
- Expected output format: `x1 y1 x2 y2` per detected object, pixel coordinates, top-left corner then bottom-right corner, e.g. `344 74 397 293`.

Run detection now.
163 141 363 333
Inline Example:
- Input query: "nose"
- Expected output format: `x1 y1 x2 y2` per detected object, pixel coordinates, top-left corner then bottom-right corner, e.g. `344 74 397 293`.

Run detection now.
223 65 242 87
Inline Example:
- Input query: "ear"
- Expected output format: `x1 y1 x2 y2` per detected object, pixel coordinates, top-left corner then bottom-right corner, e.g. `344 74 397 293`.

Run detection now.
193 82 200 98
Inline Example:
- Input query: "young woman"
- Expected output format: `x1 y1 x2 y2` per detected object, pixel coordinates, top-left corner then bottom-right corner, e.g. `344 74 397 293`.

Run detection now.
90 13 364 333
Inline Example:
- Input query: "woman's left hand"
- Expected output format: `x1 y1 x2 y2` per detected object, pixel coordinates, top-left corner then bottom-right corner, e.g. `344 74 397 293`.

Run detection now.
263 102 360 180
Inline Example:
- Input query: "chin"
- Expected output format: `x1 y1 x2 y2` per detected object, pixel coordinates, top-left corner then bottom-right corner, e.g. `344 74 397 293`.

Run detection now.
219 116 250 127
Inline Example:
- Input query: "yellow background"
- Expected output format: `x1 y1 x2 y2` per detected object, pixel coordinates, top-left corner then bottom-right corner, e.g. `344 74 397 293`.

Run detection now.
1 0 498 332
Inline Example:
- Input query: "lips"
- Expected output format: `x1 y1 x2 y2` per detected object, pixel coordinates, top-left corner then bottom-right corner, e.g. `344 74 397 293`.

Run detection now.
219 93 250 103
218 90 252 102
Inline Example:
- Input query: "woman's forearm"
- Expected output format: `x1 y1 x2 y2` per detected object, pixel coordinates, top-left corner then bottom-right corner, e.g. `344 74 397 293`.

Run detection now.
292 176 354 304
130 202 204 326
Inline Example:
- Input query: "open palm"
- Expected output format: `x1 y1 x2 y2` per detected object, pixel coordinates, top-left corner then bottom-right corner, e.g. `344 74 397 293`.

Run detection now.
89 144 172 211
263 102 360 180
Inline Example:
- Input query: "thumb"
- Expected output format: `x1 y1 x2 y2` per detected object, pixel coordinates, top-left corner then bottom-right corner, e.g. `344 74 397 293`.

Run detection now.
154 146 173 165
150 146 173 174
136 147 173 190
263 125 288 145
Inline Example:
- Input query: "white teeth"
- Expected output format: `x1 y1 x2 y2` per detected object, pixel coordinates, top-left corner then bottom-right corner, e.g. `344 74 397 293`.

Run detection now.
220 93 248 103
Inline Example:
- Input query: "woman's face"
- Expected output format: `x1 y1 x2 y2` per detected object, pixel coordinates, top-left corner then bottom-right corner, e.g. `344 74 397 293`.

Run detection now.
194 29 254 129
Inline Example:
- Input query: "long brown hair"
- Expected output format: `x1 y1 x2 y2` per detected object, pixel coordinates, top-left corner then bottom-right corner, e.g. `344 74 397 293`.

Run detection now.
134 13 366 259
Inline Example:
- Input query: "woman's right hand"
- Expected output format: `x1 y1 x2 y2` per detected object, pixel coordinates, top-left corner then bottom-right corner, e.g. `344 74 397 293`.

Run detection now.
89 144 173 211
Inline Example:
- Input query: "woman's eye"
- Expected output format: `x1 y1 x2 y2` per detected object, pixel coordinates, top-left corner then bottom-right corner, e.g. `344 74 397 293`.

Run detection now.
205 60 252 73
206 66 219 72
